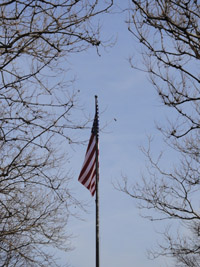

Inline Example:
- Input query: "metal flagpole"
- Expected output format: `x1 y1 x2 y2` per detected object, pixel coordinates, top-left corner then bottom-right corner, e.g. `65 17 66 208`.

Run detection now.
95 95 100 267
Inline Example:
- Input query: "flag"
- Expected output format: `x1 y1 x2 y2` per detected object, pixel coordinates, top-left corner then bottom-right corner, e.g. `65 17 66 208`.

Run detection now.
78 104 99 196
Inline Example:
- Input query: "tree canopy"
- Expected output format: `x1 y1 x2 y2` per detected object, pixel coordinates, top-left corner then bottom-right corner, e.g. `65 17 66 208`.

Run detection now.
0 1 113 266
121 1 200 266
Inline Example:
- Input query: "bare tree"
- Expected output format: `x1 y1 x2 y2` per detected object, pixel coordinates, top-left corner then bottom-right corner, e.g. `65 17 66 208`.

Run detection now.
120 1 200 266
0 1 113 266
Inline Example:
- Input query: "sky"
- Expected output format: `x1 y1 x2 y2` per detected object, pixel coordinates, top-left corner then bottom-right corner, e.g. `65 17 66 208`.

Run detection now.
59 2 175 267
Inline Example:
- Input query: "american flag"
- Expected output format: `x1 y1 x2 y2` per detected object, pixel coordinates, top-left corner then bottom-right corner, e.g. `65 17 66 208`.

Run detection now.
78 106 99 196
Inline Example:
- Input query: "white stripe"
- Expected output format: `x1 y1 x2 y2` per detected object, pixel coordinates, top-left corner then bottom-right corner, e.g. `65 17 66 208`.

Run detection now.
81 135 95 165
90 179 96 191
78 152 96 183
90 181 96 195
78 136 95 177
83 164 96 188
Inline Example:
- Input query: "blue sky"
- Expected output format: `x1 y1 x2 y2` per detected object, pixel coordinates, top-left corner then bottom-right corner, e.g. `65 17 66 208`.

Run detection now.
60 2 175 267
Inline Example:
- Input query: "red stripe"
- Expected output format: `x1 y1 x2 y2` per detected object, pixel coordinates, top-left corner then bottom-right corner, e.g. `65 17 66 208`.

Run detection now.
89 177 96 193
86 167 96 190
86 133 95 153
81 159 96 186
78 139 95 179
78 127 98 196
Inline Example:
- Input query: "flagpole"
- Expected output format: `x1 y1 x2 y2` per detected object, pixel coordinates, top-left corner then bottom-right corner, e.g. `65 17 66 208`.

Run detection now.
95 95 100 267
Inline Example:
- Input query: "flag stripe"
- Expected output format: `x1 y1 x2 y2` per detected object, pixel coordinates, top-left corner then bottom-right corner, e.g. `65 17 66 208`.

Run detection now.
78 133 98 196
78 115 98 196
80 155 96 186
86 166 96 190
78 136 96 180
78 101 99 197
